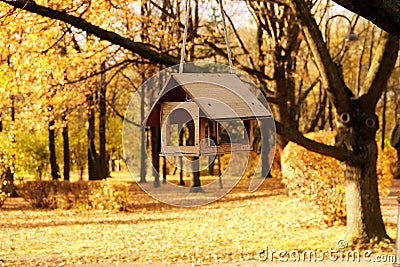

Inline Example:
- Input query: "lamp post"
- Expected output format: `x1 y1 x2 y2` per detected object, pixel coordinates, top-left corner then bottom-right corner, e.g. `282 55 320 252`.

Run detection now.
324 14 359 130
325 14 359 50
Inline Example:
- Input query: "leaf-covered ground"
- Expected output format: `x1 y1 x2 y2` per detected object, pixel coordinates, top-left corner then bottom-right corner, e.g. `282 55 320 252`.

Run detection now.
0 177 397 266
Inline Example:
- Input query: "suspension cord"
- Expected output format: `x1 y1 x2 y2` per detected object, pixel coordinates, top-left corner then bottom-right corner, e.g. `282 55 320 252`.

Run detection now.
179 0 191 73
179 0 234 73
217 0 234 74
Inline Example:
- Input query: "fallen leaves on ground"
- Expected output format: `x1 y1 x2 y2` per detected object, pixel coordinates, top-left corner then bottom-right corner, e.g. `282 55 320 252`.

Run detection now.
0 177 396 266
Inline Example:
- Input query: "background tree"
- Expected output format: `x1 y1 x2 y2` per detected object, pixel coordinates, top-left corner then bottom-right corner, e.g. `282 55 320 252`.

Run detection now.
288 0 399 241
1 0 399 242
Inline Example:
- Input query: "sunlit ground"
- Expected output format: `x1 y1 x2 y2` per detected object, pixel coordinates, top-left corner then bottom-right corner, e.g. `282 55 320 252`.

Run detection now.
0 175 396 266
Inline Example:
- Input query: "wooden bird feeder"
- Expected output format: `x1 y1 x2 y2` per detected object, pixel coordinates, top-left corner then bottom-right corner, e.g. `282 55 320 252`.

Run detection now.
144 73 272 157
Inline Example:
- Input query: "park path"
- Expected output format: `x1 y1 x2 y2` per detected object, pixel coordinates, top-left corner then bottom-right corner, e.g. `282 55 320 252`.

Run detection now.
381 178 400 225
79 179 400 267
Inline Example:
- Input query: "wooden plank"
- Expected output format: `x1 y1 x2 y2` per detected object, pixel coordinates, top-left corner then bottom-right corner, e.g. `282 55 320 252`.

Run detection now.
200 143 250 155
173 74 272 120
161 102 194 124
161 145 200 156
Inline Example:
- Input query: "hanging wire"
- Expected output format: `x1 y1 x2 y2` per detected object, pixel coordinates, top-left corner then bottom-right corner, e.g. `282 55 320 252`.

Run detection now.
179 0 191 73
217 0 234 74
179 0 234 73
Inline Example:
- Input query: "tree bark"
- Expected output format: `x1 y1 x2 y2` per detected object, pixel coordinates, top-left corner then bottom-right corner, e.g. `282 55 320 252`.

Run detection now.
189 157 203 193
49 119 59 180
4 98 18 196
179 125 185 185
336 114 388 241
139 84 147 183
98 62 108 179
87 92 100 180
150 126 161 188
62 118 70 181
261 119 274 178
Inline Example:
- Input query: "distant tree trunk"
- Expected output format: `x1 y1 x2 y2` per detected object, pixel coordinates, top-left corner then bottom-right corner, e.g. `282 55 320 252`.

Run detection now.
4 98 18 197
336 112 388 240
190 157 203 192
87 92 100 180
98 62 108 179
178 126 185 185
62 115 70 181
274 25 300 148
139 85 147 183
162 156 167 184
151 126 161 187
185 121 203 192
49 118 59 180
208 158 215 176
261 119 273 178
251 3 300 149
381 88 387 150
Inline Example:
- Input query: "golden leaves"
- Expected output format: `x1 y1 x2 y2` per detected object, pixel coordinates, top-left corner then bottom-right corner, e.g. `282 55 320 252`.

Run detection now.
281 130 395 225
0 179 350 265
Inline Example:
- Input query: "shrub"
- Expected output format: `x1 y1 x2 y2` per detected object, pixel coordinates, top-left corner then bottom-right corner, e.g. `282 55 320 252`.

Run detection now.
88 180 130 211
18 180 130 211
17 181 58 209
281 130 395 225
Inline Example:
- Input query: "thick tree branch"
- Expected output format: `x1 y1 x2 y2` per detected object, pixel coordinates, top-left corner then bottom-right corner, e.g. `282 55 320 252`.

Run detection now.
289 0 351 114
1 0 179 67
332 0 400 38
275 121 356 163
360 32 399 111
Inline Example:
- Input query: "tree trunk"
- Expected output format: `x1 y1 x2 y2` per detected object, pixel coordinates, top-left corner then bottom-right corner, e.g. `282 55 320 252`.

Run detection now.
150 126 161 187
98 62 108 179
189 157 203 193
344 142 388 241
62 120 70 181
49 119 59 180
1 111 17 197
336 112 388 241
4 99 18 197
87 93 100 180
139 85 147 183
178 126 185 185
162 156 167 184
261 119 273 178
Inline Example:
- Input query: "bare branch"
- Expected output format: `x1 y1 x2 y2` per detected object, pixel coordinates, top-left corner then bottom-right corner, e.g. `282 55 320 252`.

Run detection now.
360 32 399 111
289 0 352 114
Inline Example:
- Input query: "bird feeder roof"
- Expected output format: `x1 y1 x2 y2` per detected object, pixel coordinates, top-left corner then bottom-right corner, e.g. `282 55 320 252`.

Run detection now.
144 73 271 126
